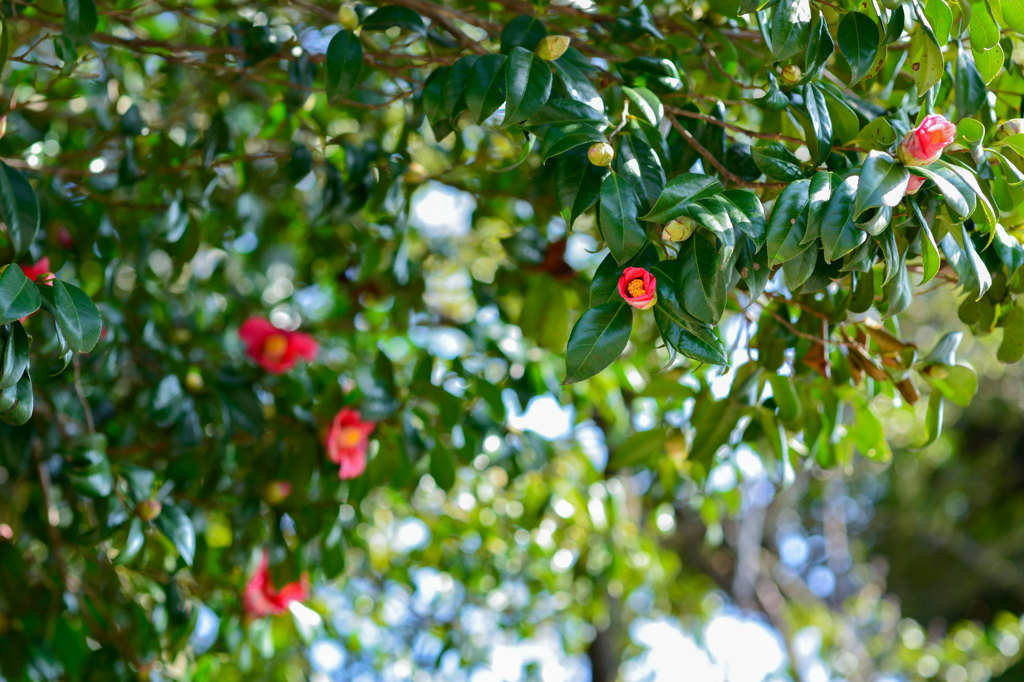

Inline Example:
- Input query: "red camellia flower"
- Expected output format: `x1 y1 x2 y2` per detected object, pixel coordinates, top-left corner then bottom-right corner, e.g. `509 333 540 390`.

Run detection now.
617 267 657 310
20 257 52 283
243 552 309 618
898 114 956 166
326 408 375 479
905 175 926 195
238 316 319 374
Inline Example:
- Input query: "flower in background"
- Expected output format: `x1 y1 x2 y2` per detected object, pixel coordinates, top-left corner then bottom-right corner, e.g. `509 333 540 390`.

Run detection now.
20 257 52 283
618 267 658 310
238 317 318 374
326 408 375 479
243 552 309 618
898 114 956 166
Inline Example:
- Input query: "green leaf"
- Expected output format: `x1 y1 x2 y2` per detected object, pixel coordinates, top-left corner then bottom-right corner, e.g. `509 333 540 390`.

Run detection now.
855 151 909 219
361 6 427 35
926 0 954 46
752 142 804 181
501 15 546 54
914 389 944 449
0 161 41 259
63 0 97 44
837 12 881 84
968 0 1000 49
821 175 867 262
0 371 32 425
622 86 663 126
442 56 477 120
503 47 553 127
66 434 113 498
609 429 667 469
617 57 683 92
555 149 608 230
770 0 813 63
563 301 632 384
422 66 453 140
784 243 818 291
720 190 767 248
909 26 944 95
910 200 942 284
0 322 29 390
799 84 832 166
325 30 363 103
768 373 801 422
765 178 811 266
466 54 507 123
430 449 456 490
641 173 724 222
39 280 102 353
955 48 987 118
652 263 728 365
550 50 602 109
804 171 833 245
617 123 666 211
972 44 1003 83
540 122 605 163
912 165 974 217
599 171 646 265
115 518 146 566
925 363 978 406
883 255 913 318
154 505 196 566
852 117 897 150
0 265 42 325
678 232 726 325
998 305 1024 362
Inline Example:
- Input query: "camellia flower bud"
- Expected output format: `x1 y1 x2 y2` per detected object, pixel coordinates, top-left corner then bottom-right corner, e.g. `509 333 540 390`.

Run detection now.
905 175 926 195
264 481 293 505
0 117 7 141
588 142 614 167
536 35 570 61
617 267 657 310
338 6 359 30
898 114 956 166
1000 118 1024 137
662 217 697 242
137 499 162 522
780 65 802 84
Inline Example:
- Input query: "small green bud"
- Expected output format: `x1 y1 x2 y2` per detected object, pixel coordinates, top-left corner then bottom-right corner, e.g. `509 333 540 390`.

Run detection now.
137 499 162 522
662 218 697 243
588 142 614 167
1000 118 1024 138
780 65 802 84
264 481 293 505
185 367 204 393
338 6 359 31
536 35 570 61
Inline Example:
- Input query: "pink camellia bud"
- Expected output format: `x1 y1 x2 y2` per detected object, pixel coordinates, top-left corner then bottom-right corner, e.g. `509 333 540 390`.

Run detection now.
898 114 956 166
905 175 926 195
536 35 570 61
1000 119 1024 137
57 225 75 249
136 499 162 521
662 217 696 242
588 142 614 167
780 65 802 84
264 481 293 504
617 267 658 310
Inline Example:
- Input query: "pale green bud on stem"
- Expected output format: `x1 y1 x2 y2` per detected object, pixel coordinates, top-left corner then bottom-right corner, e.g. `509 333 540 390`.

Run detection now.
588 142 614 167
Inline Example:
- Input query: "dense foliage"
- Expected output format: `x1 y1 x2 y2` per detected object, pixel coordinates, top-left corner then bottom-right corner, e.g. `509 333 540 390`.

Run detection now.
5 0 1024 679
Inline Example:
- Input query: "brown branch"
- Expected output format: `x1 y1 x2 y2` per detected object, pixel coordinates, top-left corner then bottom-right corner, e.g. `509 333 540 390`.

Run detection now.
666 112 785 190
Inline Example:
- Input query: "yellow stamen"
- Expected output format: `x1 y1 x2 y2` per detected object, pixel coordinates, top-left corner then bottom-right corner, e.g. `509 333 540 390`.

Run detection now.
264 334 289 362
338 427 363 447
626 278 646 298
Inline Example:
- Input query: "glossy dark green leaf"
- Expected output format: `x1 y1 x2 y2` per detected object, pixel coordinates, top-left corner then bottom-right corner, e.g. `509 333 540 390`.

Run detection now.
0 265 42 325
325 30 363 102
821 175 867 262
362 6 426 35
883 255 913 318
678 232 726 325
0 161 41 259
0 322 28 390
765 178 811 266
540 122 605 163
154 505 196 566
803 171 833 245
955 45 987 117
442 56 478 119
0 370 32 425
555 149 608 230
854 151 909 219
913 165 974 217
838 12 880 84
752 142 804 181
784 242 819 290
63 0 97 44
599 171 646 265
641 174 724 222
563 301 632 384
503 47 553 127
800 84 832 166
770 0 813 63
466 54 507 123
617 124 666 211
39 280 102 353
617 56 683 92
500 15 546 54
550 49 602 109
